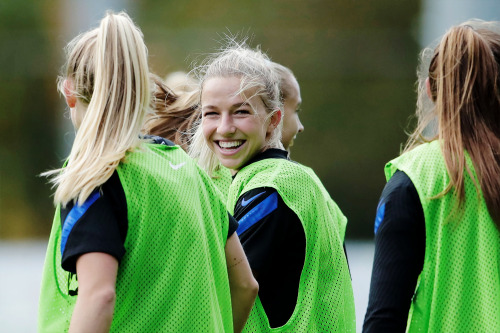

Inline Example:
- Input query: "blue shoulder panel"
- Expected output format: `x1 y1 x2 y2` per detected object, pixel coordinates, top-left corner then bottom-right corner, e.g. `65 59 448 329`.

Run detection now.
60 191 101 256
236 192 278 236
374 201 386 234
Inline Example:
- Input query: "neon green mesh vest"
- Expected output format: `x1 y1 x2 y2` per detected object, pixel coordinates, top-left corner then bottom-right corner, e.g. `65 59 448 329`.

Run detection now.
227 157 356 332
38 144 233 332
385 140 500 332
211 165 232 203
213 162 347 242
301 164 347 242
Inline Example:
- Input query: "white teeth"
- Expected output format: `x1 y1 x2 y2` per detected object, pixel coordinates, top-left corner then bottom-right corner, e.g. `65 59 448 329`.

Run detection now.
219 140 243 149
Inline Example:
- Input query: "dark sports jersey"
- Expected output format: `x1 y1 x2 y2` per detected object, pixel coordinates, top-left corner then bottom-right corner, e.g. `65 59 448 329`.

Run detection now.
233 149 306 328
60 171 127 273
363 170 425 333
60 136 238 273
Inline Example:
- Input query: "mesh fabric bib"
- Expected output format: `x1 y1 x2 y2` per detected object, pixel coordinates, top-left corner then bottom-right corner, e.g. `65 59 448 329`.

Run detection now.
211 165 232 203
385 140 500 332
228 158 356 332
38 144 233 332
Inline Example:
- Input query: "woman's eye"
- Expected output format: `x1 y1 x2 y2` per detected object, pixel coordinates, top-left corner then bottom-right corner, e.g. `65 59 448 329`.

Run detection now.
235 109 251 115
203 111 218 117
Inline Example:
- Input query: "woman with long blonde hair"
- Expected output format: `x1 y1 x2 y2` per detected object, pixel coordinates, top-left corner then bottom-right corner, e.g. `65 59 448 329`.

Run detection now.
363 20 500 332
145 61 305 201
190 41 355 332
38 12 256 332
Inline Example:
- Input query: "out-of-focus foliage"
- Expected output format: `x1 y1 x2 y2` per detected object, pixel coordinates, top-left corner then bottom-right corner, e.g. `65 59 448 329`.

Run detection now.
137 0 421 238
1 0 420 239
0 0 61 238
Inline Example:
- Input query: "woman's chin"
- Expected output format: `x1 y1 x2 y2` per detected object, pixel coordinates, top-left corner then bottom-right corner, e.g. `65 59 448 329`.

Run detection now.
218 158 243 172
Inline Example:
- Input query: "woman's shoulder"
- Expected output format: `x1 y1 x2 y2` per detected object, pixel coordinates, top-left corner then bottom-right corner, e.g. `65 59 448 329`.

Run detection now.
402 140 441 159
123 139 189 164
387 140 443 171
240 159 317 192
249 157 307 174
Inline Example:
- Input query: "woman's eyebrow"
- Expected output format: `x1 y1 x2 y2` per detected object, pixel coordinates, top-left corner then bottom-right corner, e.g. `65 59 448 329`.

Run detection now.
231 102 251 109
201 104 218 111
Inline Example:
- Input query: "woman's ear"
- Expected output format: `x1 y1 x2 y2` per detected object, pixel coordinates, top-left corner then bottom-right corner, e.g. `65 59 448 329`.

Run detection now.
425 77 432 100
266 109 282 134
63 79 77 108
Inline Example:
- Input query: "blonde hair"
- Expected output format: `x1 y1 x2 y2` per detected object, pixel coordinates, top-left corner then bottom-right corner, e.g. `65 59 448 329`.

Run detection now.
143 73 199 151
406 20 500 227
164 71 198 95
44 12 150 207
189 40 283 176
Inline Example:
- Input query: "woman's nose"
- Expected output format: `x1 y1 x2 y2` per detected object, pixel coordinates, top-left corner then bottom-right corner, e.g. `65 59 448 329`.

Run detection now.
217 114 236 135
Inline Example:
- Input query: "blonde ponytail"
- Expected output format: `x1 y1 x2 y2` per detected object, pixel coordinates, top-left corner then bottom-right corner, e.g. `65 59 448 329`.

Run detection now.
44 12 150 207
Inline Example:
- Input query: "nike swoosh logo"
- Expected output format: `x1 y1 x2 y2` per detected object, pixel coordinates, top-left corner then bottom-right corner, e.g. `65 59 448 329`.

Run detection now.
241 192 266 207
169 161 186 170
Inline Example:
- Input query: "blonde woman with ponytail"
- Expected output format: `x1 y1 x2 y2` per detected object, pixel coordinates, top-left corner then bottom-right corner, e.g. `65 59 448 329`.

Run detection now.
364 20 500 332
38 12 256 333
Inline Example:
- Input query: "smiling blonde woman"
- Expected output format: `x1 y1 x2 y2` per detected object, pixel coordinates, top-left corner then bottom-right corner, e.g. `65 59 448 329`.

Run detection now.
190 41 356 332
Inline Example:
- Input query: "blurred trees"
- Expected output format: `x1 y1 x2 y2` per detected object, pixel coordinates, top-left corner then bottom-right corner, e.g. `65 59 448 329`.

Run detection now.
137 0 421 238
0 0 420 239
0 0 60 238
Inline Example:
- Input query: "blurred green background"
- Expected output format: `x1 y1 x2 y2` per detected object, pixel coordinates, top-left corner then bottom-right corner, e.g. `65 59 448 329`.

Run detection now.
0 0 422 239
3 2 499 331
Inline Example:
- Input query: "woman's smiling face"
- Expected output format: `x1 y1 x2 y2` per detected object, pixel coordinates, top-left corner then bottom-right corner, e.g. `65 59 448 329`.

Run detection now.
201 76 273 173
